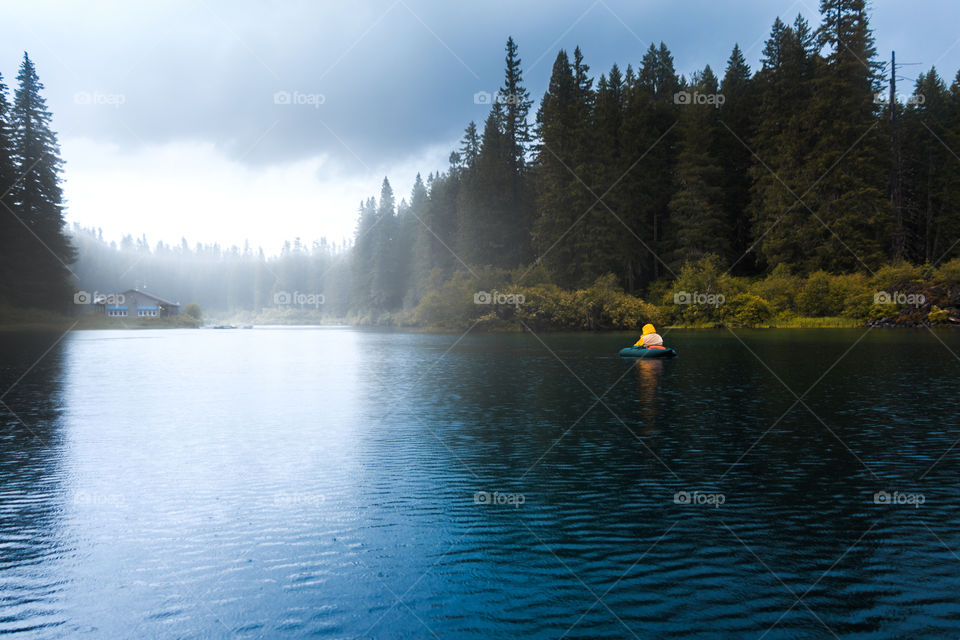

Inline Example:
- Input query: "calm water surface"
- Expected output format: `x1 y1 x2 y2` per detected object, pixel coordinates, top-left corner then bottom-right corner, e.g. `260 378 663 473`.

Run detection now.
1 327 959 638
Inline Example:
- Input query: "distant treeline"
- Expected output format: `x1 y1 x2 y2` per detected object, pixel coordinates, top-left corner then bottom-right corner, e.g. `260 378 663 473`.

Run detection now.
68 227 353 316
350 0 960 320
0 54 75 311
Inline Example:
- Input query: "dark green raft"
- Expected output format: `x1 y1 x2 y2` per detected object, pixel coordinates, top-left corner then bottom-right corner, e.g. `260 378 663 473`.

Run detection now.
619 346 678 358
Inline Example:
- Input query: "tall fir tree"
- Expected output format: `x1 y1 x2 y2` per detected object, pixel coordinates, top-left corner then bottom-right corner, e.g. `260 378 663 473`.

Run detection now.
499 36 533 170
580 62 626 282
666 66 728 269
456 111 515 266
456 38 535 269
370 177 400 309
459 121 480 168
8 53 75 310
803 0 889 271
532 49 591 285
352 197 378 310
748 16 820 271
616 42 680 289
0 70 17 305
942 70 960 263
402 173 430 302
899 69 954 263
717 44 756 271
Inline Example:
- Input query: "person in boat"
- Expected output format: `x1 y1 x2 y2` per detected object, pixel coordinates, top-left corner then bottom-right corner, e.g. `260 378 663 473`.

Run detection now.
634 323 665 349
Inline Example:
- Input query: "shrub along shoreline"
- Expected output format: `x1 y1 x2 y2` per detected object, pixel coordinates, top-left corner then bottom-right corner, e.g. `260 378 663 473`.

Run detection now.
391 256 960 332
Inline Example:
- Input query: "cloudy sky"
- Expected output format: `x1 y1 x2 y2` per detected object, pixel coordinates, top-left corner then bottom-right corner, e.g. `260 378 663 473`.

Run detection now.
4 0 959 254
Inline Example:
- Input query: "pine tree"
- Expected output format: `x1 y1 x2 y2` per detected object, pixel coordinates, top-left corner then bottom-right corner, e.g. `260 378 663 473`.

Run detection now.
421 167 461 277
667 66 728 269
580 62 626 282
399 173 428 302
899 70 939 261
370 177 400 309
456 111 514 266
352 197 377 310
748 16 819 271
801 0 889 271
616 42 680 289
460 122 480 168
0 70 17 305
499 36 533 170
8 53 76 310
531 50 586 285
902 68 960 264
393 194 417 306
717 44 756 271
456 39 535 269
942 70 960 264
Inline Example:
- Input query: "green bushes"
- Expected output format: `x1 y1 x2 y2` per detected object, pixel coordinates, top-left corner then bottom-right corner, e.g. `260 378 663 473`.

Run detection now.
411 271 484 330
747 264 801 312
411 271 659 331
796 271 836 316
872 262 925 291
660 255 742 325
794 271 873 317
183 302 202 321
840 291 886 321
571 274 658 330
407 257 960 331
929 305 950 324
933 257 960 284
723 293 773 326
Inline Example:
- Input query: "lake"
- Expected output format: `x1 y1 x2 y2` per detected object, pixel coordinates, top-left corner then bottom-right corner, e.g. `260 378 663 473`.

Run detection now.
1 327 959 638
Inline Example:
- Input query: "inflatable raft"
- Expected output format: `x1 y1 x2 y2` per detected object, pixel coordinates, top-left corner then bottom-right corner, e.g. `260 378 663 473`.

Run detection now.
618 346 678 358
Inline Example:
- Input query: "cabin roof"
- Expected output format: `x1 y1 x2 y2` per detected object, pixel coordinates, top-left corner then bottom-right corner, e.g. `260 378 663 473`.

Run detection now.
122 289 180 306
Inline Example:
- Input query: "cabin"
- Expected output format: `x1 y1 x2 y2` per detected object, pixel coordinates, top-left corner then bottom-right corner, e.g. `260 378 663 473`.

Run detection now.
98 289 181 318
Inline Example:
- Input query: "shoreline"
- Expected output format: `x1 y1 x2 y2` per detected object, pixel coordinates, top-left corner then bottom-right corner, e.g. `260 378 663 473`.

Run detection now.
4 319 958 332
3 310 957 333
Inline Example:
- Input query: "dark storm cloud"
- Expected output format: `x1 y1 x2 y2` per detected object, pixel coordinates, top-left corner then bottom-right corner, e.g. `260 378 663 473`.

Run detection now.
4 0 959 172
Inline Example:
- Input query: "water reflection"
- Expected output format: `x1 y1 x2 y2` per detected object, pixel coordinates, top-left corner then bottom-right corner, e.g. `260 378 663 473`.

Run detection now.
634 358 665 429
0 330 69 636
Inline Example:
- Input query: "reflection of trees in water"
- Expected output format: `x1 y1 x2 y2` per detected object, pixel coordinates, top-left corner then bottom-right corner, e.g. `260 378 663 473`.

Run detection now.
0 331 69 605
0 331 67 455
